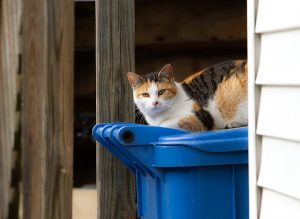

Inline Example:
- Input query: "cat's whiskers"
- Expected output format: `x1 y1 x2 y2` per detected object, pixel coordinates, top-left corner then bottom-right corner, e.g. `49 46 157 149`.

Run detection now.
129 110 142 123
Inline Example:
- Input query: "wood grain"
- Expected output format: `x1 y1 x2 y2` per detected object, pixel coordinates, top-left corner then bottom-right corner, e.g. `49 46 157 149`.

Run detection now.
96 0 136 218
0 0 21 218
22 0 74 218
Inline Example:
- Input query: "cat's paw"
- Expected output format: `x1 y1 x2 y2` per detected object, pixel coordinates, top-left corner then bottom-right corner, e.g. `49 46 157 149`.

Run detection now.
226 122 245 129
160 121 179 129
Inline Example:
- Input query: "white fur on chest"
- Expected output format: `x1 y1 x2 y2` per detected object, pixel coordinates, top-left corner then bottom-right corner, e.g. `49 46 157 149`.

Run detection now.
145 83 194 128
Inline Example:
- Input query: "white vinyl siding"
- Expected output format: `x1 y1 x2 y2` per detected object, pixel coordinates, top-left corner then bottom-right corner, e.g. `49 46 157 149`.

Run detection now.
260 189 300 219
248 0 300 218
256 30 300 85
258 137 300 200
255 0 300 33
257 86 300 142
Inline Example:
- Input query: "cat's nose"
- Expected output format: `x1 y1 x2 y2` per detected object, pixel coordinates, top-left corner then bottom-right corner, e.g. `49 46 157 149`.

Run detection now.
152 102 158 106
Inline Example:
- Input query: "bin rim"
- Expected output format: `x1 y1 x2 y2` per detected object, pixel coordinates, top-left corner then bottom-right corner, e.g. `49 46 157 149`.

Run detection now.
155 127 248 152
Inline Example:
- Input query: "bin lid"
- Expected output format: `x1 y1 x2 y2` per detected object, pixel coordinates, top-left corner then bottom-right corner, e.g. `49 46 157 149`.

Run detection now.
93 123 248 170
150 127 248 167
157 127 248 153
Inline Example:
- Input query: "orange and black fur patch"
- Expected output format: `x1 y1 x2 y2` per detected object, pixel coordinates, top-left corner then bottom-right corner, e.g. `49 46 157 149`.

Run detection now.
181 60 247 130
178 115 205 132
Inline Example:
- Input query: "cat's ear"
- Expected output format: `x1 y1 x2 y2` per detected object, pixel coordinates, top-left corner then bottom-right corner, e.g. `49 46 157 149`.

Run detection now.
158 64 174 81
127 72 143 88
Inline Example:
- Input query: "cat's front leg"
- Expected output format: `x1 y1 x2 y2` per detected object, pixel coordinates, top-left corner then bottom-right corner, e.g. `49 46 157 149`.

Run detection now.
160 119 180 130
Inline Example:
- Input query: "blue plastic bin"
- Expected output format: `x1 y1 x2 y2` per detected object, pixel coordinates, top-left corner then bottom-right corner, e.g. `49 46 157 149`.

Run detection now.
93 123 248 219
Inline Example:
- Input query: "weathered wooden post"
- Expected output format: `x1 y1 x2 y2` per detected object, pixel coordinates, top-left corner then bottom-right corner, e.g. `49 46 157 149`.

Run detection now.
96 0 136 218
0 0 22 218
21 0 74 218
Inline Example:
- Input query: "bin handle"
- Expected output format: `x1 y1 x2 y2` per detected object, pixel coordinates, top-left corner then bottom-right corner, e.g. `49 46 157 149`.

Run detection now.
114 125 187 146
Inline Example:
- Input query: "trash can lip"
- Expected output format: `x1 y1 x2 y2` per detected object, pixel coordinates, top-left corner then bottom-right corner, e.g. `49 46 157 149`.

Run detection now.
92 123 248 173
158 127 248 142
155 127 248 153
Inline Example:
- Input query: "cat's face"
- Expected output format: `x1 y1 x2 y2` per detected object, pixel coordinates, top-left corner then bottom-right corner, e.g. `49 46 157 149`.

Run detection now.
127 64 177 117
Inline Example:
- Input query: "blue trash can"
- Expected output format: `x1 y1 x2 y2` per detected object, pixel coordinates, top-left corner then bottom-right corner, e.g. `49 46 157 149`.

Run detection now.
93 123 248 219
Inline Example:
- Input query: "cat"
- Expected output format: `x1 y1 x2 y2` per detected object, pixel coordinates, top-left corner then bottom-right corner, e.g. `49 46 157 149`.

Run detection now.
127 60 248 132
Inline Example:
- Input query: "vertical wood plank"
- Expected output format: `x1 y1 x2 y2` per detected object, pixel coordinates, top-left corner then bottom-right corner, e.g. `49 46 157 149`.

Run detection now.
22 0 74 218
96 0 136 218
0 0 21 218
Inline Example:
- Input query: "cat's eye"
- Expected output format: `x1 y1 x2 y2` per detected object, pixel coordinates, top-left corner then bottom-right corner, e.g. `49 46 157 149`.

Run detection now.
141 93 150 97
158 89 166 96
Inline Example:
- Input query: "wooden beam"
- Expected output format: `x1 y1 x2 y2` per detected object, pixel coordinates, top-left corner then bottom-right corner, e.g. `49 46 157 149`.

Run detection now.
135 0 246 45
76 0 246 50
0 0 21 218
96 0 136 218
21 0 74 218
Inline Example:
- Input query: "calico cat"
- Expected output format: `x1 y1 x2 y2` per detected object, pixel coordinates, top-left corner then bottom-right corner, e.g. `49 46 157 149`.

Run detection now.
127 60 248 132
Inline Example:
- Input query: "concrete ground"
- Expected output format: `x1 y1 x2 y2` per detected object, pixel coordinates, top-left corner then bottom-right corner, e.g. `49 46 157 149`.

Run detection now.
73 188 97 219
